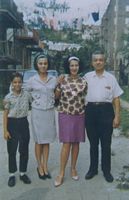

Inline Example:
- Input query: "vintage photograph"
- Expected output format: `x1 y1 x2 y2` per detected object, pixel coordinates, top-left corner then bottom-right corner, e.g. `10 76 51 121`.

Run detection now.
0 0 129 200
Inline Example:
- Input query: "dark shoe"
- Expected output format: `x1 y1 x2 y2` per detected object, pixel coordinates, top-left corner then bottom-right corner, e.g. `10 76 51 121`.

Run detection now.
37 168 46 180
8 176 16 187
104 173 114 183
45 172 52 179
20 174 31 184
85 171 98 180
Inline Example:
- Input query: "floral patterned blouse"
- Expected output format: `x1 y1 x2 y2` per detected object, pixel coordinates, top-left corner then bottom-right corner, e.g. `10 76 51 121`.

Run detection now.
56 75 87 115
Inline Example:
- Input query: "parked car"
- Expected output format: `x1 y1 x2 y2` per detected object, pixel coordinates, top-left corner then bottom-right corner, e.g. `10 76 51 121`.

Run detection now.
23 69 37 82
10 69 58 92
23 69 58 82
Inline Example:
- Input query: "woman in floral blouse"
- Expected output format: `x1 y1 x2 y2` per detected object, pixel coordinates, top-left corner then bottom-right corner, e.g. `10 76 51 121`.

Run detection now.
54 56 87 187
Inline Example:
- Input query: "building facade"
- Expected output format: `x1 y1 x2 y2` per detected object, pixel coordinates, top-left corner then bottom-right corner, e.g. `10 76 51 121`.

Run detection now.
0 0 42 97
101 0 129 71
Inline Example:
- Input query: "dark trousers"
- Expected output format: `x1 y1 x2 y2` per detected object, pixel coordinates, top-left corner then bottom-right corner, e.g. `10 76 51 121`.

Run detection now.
7 117 30 173
85 103 114 175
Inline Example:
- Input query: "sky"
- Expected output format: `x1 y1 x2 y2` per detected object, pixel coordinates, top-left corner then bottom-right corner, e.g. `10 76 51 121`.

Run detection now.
14 0 110 24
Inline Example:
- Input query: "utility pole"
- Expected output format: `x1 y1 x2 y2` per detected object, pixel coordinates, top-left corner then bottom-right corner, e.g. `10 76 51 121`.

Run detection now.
113 0 119 79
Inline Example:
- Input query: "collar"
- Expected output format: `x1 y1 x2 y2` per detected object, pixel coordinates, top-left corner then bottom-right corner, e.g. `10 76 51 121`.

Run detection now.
92 70 107 78
34 73 53 83
10 89 23 97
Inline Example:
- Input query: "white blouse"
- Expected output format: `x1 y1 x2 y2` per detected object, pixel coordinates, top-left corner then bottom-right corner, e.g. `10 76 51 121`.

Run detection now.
25 74 57 110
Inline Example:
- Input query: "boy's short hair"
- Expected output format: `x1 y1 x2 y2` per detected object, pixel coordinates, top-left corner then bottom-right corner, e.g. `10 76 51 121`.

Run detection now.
11 72 23 82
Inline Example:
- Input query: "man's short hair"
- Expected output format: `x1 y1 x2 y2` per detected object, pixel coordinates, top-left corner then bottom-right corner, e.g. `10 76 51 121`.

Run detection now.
92 50 105 60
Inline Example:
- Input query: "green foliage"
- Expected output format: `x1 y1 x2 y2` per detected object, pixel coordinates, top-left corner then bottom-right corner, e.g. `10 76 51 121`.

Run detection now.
120 86 129 136
121 108 129 137
121 30 129 60
39 28 101 74
121 86 129 102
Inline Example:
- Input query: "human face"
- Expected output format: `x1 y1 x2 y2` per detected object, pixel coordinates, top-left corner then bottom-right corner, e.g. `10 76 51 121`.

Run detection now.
92 54 105 73
37 58 48 74
12 77 22 93
69 60 79 77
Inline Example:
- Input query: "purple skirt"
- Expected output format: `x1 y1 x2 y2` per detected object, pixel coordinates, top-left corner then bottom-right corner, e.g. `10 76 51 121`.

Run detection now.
58 112 86 143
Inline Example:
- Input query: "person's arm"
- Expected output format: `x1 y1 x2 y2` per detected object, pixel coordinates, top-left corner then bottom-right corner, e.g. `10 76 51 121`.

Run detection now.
112 97 121 128
55 75 65 99
3 109 11 140
55 84 61 99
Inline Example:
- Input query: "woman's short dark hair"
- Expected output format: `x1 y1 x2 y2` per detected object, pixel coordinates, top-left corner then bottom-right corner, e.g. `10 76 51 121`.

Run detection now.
33 53 50 71
63 56 83 74
11 72 23 82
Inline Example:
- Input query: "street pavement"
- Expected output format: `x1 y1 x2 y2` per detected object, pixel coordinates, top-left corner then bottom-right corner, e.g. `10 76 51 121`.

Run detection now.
0 108 129 200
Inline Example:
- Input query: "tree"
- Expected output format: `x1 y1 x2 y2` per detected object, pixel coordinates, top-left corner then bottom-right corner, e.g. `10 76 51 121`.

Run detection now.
121 31 129 61
25 0 70 29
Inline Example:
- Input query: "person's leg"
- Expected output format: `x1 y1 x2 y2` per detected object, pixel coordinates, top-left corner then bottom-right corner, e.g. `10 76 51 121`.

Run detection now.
18 118 31 184
35 143 44 175
85 105 99 174
99 109 114 174
7 119 18 187
19 118 30 173
7 137 18 174
99 104 114 182
7 119 18 174
59 143 71 177
101 132 112 174
42 143 49 174
55 143 71 186
71 143 79 178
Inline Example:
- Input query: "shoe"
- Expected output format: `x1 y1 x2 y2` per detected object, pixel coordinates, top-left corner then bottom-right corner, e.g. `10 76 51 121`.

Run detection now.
71 169 79 181
20 174 31 184
104 173 114 183
54 176 64 187
72 175 79 181
37 168 46 180
8 176 16 187
85 171 98 180
44 172 52 179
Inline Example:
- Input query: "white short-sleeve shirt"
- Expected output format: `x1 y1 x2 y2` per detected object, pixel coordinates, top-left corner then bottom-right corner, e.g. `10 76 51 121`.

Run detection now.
83 71 123 103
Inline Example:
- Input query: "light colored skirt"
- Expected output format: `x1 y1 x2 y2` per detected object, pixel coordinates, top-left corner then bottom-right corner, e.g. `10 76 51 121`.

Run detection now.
58 112 85 143
31 108 56 144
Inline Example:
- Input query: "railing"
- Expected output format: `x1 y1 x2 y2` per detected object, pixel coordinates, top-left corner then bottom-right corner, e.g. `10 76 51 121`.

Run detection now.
0 0 24 26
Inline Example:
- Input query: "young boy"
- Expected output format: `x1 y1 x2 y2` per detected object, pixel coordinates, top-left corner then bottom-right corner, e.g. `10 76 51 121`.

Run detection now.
3 72 31 187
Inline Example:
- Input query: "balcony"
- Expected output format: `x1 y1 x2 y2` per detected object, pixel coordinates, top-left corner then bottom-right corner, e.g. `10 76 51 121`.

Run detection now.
16 29 39 45
16 29 42 52
0 0 24 28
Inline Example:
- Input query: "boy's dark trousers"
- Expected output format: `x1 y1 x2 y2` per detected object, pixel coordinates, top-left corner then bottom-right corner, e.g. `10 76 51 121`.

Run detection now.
7 117 30 173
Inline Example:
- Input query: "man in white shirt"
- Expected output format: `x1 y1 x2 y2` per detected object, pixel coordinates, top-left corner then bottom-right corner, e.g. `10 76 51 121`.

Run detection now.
84 51 123 182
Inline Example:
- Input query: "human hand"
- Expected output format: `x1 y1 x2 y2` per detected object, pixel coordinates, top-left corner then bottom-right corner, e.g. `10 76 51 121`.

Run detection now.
4 131 11 140
113 115 120 128
57 75 65 85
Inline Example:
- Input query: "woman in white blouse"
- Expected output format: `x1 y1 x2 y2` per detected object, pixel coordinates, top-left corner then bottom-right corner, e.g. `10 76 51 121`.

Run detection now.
26 53 57 180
